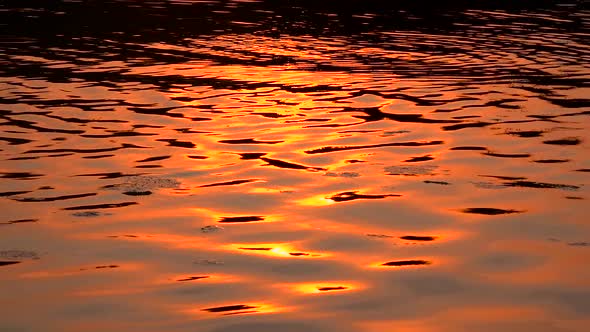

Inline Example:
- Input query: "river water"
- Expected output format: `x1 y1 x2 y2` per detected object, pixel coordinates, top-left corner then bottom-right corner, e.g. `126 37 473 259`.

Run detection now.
1 1 589 331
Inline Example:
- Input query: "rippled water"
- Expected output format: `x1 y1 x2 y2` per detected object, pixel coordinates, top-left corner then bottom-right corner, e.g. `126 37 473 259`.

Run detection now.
1 1 590 331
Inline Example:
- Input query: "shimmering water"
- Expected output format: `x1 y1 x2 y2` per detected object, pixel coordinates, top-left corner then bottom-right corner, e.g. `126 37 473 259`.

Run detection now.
1 1 589 331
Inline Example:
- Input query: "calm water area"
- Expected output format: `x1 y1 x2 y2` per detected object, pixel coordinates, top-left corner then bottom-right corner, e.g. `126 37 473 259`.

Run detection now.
1 1 589 331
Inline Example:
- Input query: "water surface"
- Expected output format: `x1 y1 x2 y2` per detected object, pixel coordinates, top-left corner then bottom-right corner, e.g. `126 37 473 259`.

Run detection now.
1 1 589 331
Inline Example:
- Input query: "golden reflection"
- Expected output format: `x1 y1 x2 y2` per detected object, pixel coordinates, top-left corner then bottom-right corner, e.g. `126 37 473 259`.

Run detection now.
224 243 328 258
296 188 401 206
295 193 337 207
184 302 289 317
247 187 297 194
289 281 362 294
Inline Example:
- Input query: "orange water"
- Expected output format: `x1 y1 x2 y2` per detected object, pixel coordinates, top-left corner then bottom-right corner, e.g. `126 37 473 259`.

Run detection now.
1 1 589 331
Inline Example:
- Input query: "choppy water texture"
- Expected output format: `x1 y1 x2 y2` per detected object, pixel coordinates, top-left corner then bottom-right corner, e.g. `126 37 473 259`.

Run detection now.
1 1 590 331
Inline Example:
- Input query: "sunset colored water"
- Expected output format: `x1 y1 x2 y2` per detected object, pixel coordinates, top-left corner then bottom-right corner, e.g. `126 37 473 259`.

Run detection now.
1 1 589 331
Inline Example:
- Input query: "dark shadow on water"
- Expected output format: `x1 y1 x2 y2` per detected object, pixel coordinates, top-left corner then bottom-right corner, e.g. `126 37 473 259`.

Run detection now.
135 155 171 163
219 216 264 223
381 260 431 267
0 261 21 266
122 191 153 196
0 172 43 180
423 180 450 185
483 151 531 158
238 153 268 160
328 191 401 202
177 276 209 282
62 202 138 210
82 154 115 159
481 175 527 181
532 159 570 164
305 141 444 155
450 146 488 151
134 165 162 169
318 286 347 291
404 155 435 163
289 252 310 257
12 193 97 202
0 219 38 225
202 304 257 313
506 130 545 138
23 144 147 155
399 236 437 242
503 181 579 191
78 172 144 180
219 138 284 145
0 190 32 197
261 157 325 172
543 137 582 145
460 208 524 215
94 265 118 269
199 179 260 188
156 139 196 149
